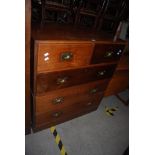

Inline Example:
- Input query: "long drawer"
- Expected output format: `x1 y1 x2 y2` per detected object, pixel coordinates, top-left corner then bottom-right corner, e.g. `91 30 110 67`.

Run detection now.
36 42 94 72
35 80 109 114
34 105 98 131
35 97 102 127
36 64 116 94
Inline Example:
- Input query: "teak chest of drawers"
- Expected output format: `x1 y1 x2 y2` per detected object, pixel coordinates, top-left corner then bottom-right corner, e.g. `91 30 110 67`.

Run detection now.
31 24 127 131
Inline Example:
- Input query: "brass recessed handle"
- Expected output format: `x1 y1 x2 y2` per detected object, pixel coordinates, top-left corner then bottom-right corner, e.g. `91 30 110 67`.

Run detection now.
116 49 122 55
52 111 63 117
61 52 73 61
57 77 68 85
52 97 64 105
104 51 113 57
86 102 92 106
97 70 106 76
90 88 98 94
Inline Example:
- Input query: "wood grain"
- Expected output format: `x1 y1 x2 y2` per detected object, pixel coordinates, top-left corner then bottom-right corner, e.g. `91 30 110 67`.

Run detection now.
36 42 94 72
35 99 102 128
32 23 127 44
36 64 116 94
35 80 109 113
33 105 98 132
30 20 128 132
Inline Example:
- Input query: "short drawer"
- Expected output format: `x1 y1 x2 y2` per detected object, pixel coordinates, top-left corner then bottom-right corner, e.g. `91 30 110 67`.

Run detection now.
36 42 94 72
91 43 125 64
35 97 102 126
35 80 108 114
36 64 116 94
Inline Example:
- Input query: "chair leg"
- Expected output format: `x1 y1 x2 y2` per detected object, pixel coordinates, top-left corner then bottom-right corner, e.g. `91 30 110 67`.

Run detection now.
74 12 80 25
93 17 98 29
41 0 46 25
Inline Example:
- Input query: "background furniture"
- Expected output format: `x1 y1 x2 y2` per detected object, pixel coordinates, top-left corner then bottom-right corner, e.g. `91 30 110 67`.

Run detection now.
32 0 128 33
41 0 75 24
74 0 107 28
98 0 129 32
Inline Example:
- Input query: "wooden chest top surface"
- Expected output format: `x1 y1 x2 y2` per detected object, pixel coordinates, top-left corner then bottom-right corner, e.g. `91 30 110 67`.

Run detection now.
32 23 127 44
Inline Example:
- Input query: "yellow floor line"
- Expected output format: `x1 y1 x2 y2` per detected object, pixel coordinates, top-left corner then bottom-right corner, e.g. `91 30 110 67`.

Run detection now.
50 126 68 155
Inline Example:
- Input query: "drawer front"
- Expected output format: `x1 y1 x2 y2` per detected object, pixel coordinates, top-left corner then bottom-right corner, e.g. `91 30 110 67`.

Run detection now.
35 97 102 126
91 44 125 64
36 64 116 94
35 80 108 114
36 43 94 72
34 106 97 131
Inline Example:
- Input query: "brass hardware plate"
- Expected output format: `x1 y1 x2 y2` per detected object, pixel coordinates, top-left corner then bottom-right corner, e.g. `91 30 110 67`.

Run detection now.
61 52 73 61
104 51 113 57
52 97 64 105
52 111 63 117
57 77 68 85
90 88 98 94
87 102 92 106
98 70 106 76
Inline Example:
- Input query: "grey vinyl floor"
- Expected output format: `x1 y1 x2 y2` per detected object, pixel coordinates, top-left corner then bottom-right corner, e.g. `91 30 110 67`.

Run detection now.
26 90 129 155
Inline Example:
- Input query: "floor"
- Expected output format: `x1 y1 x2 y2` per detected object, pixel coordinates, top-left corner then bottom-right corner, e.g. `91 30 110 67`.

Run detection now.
26 90 129 155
